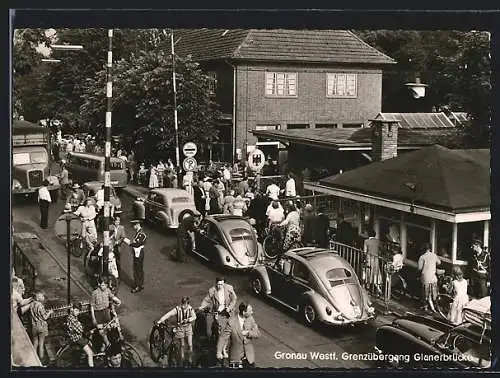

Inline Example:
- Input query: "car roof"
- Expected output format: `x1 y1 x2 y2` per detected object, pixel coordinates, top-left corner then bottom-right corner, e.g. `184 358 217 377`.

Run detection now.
84 181 116 189
151 188 191 197
205 215 252 230
68 152 123 162
287 248 352 267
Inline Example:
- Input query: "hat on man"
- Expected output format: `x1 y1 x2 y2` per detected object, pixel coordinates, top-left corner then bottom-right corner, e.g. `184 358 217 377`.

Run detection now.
203 177 212 182
130 219 142 225
72 183 80 189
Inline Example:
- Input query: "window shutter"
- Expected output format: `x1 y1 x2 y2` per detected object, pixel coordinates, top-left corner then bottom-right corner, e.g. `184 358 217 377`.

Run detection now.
286 73 297 96
276 73 285 96
346 74 356 97
265 72 275 95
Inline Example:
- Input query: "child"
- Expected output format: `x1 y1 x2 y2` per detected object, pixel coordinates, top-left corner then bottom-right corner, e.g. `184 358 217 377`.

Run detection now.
29 290 53 363
447 267 469 325
391 249 404 272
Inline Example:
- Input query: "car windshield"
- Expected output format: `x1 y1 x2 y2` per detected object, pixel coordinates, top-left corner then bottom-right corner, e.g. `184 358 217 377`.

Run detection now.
229 228 253 241
325 268 357 287
172 197 190 204
110 160 123 169
13 151 48 165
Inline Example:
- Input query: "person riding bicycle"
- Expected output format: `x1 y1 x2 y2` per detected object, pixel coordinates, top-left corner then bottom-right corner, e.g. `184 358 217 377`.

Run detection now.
65 303 94 367
265 200 285 240
90 277 122 351
197 277 237 367
74 198 98 252
104 342 132 368
280 201 301 253
156 296 197 366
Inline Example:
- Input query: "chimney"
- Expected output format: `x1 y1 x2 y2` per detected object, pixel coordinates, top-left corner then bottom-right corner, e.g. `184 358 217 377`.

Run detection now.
370 118 399 161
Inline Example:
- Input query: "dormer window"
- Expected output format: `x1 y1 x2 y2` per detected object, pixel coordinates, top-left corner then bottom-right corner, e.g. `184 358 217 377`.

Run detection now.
207 71 217 95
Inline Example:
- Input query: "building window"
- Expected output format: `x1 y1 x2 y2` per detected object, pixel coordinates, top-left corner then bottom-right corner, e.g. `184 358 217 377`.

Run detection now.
265 72 297 97
287 124 309 129
207 71 217 95
255 124 279 131
435 220 453 260
326 73 357 98
316 124 337 129
342 123 363 128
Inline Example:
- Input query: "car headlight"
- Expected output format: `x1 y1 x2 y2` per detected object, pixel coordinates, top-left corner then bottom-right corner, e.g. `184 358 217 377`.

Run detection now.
13 179 22 189
326 306 332 316
225 256 231 263
335 314 344 321
367 306 375 314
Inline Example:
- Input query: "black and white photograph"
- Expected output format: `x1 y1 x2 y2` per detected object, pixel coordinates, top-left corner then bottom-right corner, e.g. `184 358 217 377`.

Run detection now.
10 12 493 370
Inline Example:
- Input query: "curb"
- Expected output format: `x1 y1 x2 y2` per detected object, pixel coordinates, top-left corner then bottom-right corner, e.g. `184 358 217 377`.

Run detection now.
35 233 92 297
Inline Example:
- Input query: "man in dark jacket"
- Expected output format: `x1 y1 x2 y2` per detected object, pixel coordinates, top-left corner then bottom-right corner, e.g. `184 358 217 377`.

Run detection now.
336 213 352 245
246 191 268 240
314 207 330 248
192 181 206 217
302 204 316 246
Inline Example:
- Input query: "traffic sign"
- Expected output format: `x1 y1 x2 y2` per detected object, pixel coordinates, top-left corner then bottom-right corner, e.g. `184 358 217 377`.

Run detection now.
183 157 197 172
182 142 198 157
247 148 266 171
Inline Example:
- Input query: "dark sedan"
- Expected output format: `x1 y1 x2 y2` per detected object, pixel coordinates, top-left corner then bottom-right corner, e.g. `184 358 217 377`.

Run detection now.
375 313 491 369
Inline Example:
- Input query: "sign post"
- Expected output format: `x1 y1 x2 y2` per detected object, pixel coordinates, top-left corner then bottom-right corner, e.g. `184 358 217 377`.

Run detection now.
183 157 197 172
247 148 266 172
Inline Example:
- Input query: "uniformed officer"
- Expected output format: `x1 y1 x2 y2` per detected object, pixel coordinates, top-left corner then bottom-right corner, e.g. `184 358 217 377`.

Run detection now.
125 219 147 293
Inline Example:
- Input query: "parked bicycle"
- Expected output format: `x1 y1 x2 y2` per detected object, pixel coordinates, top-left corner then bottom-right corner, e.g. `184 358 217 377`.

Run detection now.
53 314 143 368
262 224 303 259
435 269 454 319
83 245 118 294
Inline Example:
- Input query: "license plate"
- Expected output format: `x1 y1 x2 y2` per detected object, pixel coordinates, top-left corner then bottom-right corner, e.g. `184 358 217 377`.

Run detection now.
111 180 118 184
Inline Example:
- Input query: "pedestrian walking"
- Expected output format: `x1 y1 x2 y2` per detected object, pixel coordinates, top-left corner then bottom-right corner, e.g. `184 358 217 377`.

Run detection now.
59 164 70 200
314 207 331 248
417 243 441 312
110 216 126 278
193 180 207 217
29 290 53 364
125 219 147 293
219 302 260 368
447 267 469 325
363 228 382 295
37 179 52 229
149 164 159 190
284 173 297 198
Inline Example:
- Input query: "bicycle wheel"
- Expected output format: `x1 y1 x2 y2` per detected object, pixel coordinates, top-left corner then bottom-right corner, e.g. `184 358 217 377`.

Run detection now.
262 236 278 259
149 324 165 363
71 238 84 257
54 344 85 368
436 293 454 320
122 342 144 367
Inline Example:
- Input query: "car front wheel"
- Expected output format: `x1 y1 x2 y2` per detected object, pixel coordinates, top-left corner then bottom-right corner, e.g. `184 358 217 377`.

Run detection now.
250 275 264 297
302 302 317 326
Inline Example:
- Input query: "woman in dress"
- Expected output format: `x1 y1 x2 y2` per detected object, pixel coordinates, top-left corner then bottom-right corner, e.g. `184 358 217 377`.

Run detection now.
148 164 159 190
448 266 469 325
280 201 302 252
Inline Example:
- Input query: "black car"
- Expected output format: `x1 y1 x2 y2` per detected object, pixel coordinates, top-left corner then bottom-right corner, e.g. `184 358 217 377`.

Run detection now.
375 313 490 369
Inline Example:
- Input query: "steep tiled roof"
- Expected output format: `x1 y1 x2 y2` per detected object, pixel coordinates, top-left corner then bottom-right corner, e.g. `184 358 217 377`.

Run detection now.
251 127 466 150
318 145 490 212
374 113 455 128
174 29 395 65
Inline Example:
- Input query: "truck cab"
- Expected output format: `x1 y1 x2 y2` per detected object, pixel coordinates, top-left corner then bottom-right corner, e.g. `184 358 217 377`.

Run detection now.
12 120 60 198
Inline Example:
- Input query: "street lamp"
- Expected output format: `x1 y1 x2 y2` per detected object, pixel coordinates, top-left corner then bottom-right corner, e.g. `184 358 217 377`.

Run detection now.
50 44 84 51
54 207 81 304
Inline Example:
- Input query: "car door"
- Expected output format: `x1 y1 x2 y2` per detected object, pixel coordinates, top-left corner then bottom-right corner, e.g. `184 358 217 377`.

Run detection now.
267 256 293 300
145 192 159 220
195 219 211 258
283 259 313 310
205 222 224 263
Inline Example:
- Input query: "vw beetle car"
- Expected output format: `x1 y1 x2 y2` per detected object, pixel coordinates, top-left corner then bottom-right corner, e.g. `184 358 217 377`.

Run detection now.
192 214 264 270
82 181 122 213
374 311 491 369
249 247 375 326
134 188 198 230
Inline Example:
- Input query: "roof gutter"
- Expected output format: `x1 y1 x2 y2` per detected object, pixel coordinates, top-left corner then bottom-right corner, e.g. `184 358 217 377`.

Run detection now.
225 59 237 163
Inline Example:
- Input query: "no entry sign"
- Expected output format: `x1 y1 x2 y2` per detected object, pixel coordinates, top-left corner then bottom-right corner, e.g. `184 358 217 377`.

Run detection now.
182 142 197 157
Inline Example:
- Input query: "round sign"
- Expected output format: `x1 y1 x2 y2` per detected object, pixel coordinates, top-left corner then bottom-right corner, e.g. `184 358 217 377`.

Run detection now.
54 213 82 241
247 148 266 171
182 142 198 157
183 157 197 172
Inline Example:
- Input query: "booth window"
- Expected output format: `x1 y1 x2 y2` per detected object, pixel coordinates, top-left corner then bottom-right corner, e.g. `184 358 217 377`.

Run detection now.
406 220 431 262
435 220 453 260
457 222 484 262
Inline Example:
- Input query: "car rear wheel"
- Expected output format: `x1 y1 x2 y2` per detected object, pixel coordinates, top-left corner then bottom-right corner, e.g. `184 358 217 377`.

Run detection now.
178 209 195 224
250 275 264 296
302 302 317 326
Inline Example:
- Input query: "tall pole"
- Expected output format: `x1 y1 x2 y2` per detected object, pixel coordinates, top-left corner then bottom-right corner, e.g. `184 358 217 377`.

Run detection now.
65 211 71 304
171 30 180 175
103 29 113 275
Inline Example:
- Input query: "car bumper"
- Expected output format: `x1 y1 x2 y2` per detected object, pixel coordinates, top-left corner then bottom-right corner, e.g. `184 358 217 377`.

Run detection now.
221 262 259 271
320 313 376 326
13 185 60 194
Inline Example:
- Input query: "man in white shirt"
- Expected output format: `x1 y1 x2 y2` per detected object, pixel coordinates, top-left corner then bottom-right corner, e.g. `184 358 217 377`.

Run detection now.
285 173 297 198
266 200 285 225
266 181 281 201
74 198 98 251
38 180 52 229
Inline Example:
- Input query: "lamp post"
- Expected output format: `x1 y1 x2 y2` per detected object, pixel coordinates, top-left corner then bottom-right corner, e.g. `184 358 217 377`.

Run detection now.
170 29 181 183
54 207 81 304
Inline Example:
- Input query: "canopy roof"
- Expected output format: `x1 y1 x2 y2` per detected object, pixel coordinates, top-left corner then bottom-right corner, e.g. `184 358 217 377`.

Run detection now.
319 145 490 213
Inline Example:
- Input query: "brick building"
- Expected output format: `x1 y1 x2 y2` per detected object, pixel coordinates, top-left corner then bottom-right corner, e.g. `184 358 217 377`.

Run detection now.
175 29 395 162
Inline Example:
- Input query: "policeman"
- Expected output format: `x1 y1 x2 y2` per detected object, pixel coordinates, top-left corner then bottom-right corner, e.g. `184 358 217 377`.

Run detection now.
125 219 147 293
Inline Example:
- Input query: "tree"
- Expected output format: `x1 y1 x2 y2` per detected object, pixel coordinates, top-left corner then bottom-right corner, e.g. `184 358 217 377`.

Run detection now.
354 30 491 147
79 41 220 162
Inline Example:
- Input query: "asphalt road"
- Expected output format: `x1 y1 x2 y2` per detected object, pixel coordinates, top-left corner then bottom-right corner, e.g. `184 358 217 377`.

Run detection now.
12 191 396 369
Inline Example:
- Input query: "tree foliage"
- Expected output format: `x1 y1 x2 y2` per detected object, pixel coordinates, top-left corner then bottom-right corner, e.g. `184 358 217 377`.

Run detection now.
354 30 492 147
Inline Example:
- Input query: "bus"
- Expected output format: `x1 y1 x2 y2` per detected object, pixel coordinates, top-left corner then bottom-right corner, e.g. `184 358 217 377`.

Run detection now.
66 152 128 188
